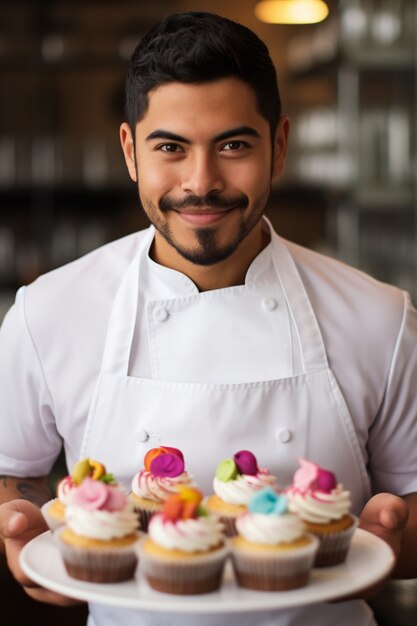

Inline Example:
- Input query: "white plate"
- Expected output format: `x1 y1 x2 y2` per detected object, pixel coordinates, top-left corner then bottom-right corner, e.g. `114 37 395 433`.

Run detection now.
19 529 394 613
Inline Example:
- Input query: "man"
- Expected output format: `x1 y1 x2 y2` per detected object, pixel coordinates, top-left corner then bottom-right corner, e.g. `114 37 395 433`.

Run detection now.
0 11 416 626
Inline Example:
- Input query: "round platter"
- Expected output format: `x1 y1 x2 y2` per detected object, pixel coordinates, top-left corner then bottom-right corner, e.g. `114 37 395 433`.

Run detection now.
19 529 394 613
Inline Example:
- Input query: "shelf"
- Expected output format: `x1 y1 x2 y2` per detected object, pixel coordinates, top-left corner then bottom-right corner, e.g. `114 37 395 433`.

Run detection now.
353 187 415 210
343 46 415 70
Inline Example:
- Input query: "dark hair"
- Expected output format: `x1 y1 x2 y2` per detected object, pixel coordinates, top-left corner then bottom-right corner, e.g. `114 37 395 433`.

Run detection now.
125 11 281 142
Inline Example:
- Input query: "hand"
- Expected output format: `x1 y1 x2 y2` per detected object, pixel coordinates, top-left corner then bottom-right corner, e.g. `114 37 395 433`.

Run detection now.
331 492 408 603
0 499 82 605
359 492 409 560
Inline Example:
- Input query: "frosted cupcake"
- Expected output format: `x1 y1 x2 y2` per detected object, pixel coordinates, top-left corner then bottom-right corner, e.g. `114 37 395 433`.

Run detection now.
129 446 196 531
140 486 228 594
286 458 357 567
55 477 140 582
42 458 115 531
205 450 276 536
231 488 318 590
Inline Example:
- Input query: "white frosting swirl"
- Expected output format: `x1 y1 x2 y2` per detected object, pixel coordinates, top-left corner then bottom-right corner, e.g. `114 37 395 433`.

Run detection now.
287 485 351 524
65 500 138 540
236 512 305 545
148 513 225 552
57 477 76 505
213 470 275 506
131 470 196 503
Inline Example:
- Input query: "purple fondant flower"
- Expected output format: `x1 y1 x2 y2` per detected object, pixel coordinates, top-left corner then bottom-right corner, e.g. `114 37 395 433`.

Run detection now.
150 452 184 478
234 450 258 476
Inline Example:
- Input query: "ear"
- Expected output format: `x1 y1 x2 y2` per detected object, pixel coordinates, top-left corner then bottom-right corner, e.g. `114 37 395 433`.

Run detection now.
120 122 137 182
272 116 290 179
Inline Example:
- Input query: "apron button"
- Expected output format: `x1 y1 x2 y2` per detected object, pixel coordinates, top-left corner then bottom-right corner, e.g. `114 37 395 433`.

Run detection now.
154 307 169 322
276 428 291 443
261 297 278 311
136 428 150 443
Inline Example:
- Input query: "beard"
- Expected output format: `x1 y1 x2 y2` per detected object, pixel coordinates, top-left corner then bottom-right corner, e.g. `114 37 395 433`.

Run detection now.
141 190 268 266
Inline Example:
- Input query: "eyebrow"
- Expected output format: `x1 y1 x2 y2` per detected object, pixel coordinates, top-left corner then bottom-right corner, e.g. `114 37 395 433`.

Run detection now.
145 126 260 144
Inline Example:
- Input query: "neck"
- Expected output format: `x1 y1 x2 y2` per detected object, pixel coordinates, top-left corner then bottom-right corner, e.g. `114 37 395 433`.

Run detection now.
151 220 270 292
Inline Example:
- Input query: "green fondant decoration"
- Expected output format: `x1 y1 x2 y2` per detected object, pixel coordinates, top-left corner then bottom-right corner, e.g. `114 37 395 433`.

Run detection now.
216 458 238 482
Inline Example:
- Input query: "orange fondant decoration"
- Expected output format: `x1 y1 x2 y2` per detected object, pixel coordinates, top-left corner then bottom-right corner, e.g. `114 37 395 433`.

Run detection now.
144 447 164 471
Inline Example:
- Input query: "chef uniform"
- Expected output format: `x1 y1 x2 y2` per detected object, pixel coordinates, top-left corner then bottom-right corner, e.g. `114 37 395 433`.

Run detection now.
1 218 417 626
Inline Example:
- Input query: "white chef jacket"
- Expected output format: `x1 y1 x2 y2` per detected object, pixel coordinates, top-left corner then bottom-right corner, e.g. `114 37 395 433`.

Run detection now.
1 221 417 626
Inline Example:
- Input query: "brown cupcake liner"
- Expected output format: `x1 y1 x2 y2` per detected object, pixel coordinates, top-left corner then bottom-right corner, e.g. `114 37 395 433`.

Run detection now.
218 515 238 538
231 534 319 591
139 545 228 595
128 494 163 533
309 516 358 567
54 527 139 583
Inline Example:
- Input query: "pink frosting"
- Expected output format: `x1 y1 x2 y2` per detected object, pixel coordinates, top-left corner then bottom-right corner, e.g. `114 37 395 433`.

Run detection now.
57 475 76 498
293 458 337 494
72 477 127 511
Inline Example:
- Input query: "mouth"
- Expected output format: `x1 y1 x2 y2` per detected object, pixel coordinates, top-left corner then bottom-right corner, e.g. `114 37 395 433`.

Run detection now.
174 207 236 226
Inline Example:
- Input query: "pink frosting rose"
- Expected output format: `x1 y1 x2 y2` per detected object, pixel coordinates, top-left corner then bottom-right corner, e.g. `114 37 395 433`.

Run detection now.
293 458 337 494
72 477 127 511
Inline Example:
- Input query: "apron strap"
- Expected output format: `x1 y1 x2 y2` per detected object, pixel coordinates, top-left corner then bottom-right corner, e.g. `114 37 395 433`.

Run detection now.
100 226 154 376
269 225 329 373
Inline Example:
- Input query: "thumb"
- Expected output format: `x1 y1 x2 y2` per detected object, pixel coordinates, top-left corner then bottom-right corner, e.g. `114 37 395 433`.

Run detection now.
4 511 29 537
380 503 408 531
360 493 408 558
0 500 46 541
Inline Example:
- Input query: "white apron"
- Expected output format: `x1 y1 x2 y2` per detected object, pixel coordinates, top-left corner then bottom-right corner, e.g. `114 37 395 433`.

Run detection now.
80 225 376 626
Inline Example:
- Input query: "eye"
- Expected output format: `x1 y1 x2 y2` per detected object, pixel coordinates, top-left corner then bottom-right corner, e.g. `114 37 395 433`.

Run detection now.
222 140 249 152
157 143 184 153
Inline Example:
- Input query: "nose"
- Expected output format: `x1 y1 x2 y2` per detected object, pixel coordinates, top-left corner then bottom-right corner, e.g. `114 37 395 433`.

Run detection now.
180 151 225 197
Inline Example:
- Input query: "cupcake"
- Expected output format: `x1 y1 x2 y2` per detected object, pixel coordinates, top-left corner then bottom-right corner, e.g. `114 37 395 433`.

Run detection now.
129 446 196 531
42 458 115 531
55 477 140 583
231 488 318 591
204 450 276 536
140 486 228 594
286 458 357 567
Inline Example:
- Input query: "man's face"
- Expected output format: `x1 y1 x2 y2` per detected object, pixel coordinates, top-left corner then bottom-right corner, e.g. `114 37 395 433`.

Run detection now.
121 77 288 268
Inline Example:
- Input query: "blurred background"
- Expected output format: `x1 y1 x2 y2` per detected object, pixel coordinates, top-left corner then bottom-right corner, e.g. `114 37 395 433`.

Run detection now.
0 0 416 322
0 0 416 624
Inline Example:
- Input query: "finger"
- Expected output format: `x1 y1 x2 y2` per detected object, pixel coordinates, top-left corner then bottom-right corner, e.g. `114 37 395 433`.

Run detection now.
0 500 46 539
360 493 408 529
380 504 408 531
24 586 86 606
4 511 28 537
330 573 392 603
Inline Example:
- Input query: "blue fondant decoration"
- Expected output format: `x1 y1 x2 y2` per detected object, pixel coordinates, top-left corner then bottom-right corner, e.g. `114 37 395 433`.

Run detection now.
249 487 288 515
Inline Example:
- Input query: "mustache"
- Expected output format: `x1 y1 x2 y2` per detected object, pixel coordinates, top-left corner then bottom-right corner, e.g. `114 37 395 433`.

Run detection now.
159 193 249 212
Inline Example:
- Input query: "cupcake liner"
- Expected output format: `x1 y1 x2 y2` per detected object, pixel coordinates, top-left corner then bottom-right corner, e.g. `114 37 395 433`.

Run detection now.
41 499 66 532
129 494 162 533
218 515 238 538
54 527 139 583
136 507 159 534
203 497 245 538
139 544 228 595
231 535 319 591
309 515 358 567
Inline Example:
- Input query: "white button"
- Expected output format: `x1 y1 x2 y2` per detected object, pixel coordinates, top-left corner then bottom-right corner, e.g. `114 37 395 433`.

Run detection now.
154 307 169 322
136 428 150 443
261 297 278 311
276 428 291 443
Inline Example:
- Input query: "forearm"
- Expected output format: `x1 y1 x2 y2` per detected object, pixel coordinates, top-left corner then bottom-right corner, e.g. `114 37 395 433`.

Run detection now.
391 492 417 579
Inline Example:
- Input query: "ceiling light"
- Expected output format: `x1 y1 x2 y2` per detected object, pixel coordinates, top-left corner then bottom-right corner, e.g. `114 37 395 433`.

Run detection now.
255 0 329 25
